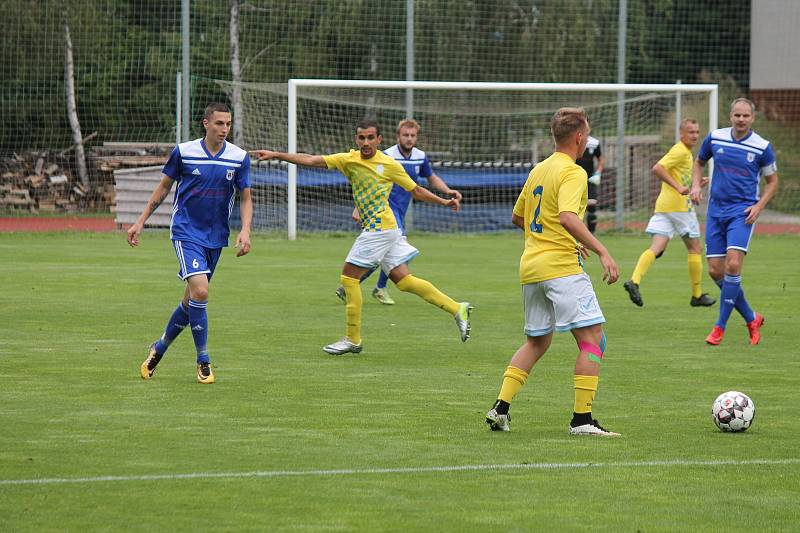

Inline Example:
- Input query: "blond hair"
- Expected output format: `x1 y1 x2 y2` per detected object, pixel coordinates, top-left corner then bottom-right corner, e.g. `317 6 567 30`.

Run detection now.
550 107 589 144
679 118 699 130
397 119 421 133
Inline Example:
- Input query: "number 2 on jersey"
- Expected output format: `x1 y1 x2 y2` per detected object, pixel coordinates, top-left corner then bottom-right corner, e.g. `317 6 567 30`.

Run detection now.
530 185 543 233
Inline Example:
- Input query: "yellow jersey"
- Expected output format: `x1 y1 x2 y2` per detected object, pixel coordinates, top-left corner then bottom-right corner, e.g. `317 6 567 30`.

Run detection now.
514 152 587 284
323 150 417 232
653 141 693 213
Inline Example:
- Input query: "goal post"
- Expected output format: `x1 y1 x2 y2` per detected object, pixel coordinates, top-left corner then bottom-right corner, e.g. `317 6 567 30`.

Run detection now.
279 79 718 240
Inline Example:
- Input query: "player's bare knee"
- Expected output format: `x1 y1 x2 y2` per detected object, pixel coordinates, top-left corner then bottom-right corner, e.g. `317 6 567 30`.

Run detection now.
724 260 743 276
190 286 209 301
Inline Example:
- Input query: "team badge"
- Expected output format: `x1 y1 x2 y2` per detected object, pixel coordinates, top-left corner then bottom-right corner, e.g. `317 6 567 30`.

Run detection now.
226 168 235 180
746 152 755 163
376 164 384 175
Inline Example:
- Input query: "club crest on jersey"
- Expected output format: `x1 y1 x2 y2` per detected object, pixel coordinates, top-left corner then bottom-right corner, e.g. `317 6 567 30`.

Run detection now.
376 164 384 175
746 152 755 162
226 168 235 180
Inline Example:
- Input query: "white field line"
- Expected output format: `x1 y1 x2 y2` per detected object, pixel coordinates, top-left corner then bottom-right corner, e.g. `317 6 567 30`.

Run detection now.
2 458 799 487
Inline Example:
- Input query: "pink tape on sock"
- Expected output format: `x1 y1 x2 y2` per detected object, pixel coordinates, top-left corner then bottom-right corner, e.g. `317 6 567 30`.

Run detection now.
578 341 603 359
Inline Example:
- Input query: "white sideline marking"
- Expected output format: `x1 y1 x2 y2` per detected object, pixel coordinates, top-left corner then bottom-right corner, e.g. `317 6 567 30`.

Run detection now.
2 458 799 486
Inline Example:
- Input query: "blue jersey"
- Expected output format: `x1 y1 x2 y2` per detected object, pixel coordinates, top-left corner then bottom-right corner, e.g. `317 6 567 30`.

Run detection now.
383 144 433 232
698 127 777 218
162 138 251 248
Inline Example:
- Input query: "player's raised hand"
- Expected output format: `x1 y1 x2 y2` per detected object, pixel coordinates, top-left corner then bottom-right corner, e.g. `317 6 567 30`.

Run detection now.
127 222 143 247
250 149 277 161
235 230 251 257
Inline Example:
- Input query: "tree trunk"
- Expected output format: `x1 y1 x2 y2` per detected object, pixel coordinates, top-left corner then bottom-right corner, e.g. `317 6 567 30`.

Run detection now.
229 0 244 147
63 8 89 189
63 7 89 191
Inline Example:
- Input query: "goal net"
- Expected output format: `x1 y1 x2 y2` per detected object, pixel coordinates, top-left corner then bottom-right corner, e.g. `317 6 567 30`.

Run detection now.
216 79 717 238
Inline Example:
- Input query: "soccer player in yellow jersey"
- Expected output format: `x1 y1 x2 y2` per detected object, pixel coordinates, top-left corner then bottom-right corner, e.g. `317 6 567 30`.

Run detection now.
485 107 620 436
623 119 715 308
253 120 473 355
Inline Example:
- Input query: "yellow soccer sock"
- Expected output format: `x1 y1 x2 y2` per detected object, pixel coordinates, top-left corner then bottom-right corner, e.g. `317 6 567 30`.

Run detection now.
688 253 703 298
498 366 529 404
631 249 656 285
395 275 459 315
573 374 599 414
341 275 362 344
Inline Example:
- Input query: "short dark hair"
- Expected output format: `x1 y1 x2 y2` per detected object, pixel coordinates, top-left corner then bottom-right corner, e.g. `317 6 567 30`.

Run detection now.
550 107 588 144
204 102 231 120
355 120 381 136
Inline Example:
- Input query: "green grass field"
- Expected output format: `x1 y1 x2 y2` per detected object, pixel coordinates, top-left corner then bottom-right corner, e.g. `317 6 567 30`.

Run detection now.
2 231 799 531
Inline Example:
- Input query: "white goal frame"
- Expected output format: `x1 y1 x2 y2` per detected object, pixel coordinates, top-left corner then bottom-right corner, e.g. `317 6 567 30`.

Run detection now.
286 79 718 240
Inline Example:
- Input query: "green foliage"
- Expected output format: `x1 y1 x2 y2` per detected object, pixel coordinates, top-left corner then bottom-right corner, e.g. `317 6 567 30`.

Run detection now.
0 0 762 155
1 231 799 530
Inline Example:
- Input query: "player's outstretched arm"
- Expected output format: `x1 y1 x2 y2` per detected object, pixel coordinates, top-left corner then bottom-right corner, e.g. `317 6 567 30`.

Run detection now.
410 185 460 211
559 211 619 284
427 173 462 200
235 187 253 257
127 175 174 247
250 150 327 168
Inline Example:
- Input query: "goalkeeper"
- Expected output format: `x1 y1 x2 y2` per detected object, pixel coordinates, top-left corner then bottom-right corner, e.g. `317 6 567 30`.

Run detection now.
575 134 604 233
623 118 715 308
253 120 473 356
336 119 462 306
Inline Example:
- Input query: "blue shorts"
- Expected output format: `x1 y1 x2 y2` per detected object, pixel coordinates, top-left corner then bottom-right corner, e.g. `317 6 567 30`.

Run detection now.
705 214 755 258
173 240 222 280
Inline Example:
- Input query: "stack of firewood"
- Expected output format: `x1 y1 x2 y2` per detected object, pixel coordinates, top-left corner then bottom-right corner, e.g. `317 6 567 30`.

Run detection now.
0 142 170 214
0 152 82 213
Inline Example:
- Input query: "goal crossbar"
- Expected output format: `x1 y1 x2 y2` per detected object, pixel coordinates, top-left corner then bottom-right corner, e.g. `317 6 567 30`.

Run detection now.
286 79 719 239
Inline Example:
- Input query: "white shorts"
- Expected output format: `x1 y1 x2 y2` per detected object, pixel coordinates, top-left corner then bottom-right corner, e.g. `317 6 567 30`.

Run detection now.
523 272 605 336
345 229 419 274
645 212 701 239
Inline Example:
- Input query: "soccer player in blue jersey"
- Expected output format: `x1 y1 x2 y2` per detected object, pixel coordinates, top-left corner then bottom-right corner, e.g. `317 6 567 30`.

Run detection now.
253 120 472 356
691 98 778 345
127 103 253 383
335 119 462 305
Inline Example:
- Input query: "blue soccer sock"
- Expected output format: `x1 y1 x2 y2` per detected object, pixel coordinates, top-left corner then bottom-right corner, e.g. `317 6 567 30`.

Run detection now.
154 301 190 355
715 277 756 324
359 267 377 283
376 269 389 290
188 299 210 364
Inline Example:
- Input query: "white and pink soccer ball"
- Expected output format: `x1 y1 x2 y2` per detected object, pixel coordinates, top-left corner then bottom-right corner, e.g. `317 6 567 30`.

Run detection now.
712 391 755 432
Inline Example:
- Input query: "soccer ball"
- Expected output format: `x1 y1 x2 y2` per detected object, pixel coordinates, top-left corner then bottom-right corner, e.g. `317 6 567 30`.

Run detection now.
712 391 755 432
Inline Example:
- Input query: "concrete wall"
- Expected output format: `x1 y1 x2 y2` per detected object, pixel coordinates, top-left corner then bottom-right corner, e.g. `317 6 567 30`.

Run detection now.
113 166 173 228
750 0 800 90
